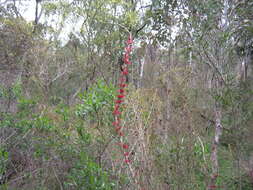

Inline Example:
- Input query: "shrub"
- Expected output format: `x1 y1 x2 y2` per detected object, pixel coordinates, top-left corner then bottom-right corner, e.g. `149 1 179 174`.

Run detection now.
76 79 116 125
65 152 115 190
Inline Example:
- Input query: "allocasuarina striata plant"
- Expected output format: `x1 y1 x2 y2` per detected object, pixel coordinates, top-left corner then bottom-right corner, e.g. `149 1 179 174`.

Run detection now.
112 34 133 164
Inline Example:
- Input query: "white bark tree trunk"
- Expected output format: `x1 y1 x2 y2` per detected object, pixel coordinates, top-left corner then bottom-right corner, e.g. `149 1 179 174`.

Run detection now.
207 1 229 188
208 109 222 189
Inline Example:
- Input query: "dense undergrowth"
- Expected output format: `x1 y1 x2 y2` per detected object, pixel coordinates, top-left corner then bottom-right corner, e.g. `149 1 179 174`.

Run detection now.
0 81 116 190
0 75 252 189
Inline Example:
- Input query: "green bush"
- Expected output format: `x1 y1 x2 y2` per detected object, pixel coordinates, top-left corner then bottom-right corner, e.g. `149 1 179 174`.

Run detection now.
65 152 115 190
0 80 22 100
0 147 8 180
76 79 116 125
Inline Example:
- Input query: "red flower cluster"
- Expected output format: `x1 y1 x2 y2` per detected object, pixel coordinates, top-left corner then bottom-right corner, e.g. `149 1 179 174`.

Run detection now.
122 144 129 149
112 35 133 164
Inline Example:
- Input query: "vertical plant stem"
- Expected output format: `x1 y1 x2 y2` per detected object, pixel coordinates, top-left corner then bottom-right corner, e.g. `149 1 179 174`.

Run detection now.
112 34 143 188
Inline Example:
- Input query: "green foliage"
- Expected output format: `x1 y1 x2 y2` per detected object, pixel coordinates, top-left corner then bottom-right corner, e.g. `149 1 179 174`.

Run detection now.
123 11 138 28
55 103 70 122
65 152 115 190
34 116 55 132
17 98 36 115
0 147 8 178
193 140 211 160
151 136 212 189
0 80 22 101
76 80 116 124
0 92 116 189
76 124 91 144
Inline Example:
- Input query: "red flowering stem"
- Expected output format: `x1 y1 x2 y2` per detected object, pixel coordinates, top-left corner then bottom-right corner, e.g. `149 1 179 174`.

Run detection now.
112 34 133 165
113 34 143 190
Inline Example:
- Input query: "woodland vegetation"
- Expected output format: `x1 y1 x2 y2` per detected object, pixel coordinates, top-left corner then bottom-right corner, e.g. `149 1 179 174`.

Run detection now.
0 0 253 189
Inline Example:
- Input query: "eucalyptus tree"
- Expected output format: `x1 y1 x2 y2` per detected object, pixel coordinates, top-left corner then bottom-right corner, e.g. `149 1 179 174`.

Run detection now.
147 0 253 188
41 0 148 96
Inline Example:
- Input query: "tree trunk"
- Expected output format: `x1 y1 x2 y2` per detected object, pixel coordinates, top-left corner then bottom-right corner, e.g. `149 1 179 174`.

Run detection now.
208 109 222 189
